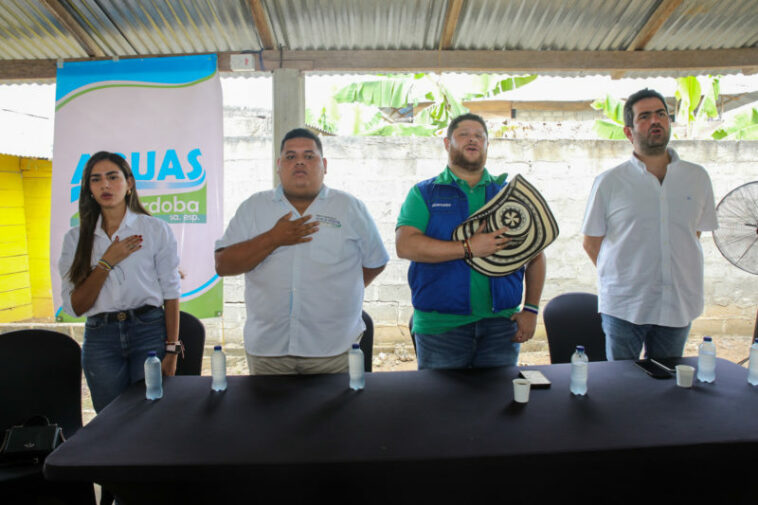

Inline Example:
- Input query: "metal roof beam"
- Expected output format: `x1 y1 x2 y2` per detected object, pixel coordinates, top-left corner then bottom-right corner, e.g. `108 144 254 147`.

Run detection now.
38 0 105 58
1 49 756 81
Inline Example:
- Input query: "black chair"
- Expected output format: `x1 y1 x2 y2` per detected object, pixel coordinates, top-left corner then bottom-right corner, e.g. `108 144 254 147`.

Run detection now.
543 292 607 364
175 311 206 376
0 329 95 505
360 311 374 372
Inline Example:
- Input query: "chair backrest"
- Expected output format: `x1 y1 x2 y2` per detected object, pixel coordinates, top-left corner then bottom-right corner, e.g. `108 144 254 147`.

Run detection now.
360 311 373 372
175 311 206 376
0 329 83 438
543 292 607 364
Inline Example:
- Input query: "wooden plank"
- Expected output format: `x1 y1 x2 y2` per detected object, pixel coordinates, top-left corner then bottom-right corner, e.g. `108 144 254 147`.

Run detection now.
19 158 53 174
0 272 31 295
0 154 20 170
32 297 54 319
0 240 28 256
0 171 23 190
0 208 26 226
0 287 33 309
439 0 464 50
38 0 105 57
613 0 684 79
0 304 33 323
2 48 757 80
626 0 684 52
246 0 275 50
0 255 29 274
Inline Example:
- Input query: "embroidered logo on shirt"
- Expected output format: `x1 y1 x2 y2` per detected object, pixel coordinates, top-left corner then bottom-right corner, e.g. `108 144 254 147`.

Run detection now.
431 203 452 208
314 215 342 228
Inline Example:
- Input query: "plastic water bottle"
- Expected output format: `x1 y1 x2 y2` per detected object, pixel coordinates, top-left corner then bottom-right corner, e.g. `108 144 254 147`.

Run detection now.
570 345 588 396
348 343 365 390
144 351 163 400
211 345 227 391
697 336 716 383
748 338 758 386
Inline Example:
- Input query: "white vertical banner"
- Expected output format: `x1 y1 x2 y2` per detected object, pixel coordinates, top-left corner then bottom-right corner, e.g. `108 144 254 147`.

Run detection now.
51 55 223 320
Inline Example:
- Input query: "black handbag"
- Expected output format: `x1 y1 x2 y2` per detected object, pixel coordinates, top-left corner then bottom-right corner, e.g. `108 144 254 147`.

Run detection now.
0 415 64 464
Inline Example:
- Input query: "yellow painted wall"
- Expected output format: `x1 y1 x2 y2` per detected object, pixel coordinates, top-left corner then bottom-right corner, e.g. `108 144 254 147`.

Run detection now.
0 154 53 322
21 158 53 318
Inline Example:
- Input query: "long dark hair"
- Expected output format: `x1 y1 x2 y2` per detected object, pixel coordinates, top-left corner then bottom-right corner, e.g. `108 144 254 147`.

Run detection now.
67 151 150 287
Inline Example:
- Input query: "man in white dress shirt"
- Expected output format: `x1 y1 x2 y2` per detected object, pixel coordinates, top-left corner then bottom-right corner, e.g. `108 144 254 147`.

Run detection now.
582 88 718 360
214 128 389 374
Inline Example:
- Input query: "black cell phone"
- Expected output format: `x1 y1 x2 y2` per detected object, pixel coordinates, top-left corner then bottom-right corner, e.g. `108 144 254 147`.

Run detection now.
634 359 674 379
519 369 551 388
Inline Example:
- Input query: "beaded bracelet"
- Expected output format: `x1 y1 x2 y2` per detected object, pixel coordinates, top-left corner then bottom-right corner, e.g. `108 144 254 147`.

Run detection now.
522 303 539 315
461 239 473 260
97 258 113 271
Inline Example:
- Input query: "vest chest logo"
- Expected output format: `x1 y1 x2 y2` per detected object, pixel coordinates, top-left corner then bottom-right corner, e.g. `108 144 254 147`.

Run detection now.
431 202 452 208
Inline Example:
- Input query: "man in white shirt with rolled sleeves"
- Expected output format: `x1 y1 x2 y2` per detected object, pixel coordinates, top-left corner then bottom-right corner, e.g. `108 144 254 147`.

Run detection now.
582 88 718 361
214 128 389 375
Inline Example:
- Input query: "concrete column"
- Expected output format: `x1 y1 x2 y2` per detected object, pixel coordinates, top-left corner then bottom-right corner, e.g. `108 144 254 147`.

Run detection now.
271 68 305 186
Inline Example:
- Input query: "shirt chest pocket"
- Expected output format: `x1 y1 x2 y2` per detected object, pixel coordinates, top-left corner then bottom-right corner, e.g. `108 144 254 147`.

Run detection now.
310 227 344 264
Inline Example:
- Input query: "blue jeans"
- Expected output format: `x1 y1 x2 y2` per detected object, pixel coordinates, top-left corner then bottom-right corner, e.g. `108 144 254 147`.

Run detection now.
601 313 691 361
82 307 166 413
415 317 520 369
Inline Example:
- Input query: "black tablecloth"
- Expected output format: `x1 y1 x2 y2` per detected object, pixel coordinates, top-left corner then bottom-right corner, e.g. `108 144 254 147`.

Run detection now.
44 358 758 504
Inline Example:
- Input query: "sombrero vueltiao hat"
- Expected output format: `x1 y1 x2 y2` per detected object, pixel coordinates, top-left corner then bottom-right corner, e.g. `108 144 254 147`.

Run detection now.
451 174 559 277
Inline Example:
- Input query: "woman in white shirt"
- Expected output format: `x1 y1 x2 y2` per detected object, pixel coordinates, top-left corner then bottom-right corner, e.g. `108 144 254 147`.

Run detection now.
59 151 182 413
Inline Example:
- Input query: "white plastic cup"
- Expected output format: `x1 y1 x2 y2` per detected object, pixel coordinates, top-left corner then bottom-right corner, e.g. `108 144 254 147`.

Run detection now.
513 378 531 403
676 365 695 388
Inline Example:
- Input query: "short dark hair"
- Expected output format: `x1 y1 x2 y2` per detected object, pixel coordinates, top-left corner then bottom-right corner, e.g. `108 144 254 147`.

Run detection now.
279 128 323 156
624 88 668 127
446 113 488 139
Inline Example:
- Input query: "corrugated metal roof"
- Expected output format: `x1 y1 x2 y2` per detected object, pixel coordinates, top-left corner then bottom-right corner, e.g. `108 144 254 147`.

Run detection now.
265 0 445 50
647 0 758 50
64 0 263 56
0 0 756 78
0 0 87 59
453 0 658 51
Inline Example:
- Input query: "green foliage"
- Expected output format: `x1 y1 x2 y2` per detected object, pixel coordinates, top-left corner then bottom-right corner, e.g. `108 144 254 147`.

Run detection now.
675 75 721 137
712 107 758 140
592 119 628 140
462 75 538 100
325 73 537 136
591 94 625 139
592 75 724 140
333 78 416 109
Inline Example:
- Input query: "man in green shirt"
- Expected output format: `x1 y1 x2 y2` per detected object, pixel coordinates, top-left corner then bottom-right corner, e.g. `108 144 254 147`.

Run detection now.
396 113 546 369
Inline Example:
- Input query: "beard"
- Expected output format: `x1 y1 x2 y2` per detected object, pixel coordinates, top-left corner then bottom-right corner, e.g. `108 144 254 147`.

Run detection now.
449 145 486 172
636 126 670 156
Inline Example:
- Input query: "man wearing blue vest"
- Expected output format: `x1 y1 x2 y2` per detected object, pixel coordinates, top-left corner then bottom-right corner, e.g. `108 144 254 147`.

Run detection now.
396 113 546 369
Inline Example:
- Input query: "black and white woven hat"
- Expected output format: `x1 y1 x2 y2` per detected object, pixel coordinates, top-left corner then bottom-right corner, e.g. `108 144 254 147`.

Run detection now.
452 174 559 277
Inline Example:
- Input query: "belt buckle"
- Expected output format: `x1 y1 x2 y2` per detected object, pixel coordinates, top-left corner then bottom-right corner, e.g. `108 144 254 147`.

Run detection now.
117 311 127 322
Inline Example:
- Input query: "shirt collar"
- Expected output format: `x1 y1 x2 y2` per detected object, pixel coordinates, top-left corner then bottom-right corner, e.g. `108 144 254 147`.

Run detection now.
629 147 680 174
274 184 330 201
93 207 137 239
436 166 495 189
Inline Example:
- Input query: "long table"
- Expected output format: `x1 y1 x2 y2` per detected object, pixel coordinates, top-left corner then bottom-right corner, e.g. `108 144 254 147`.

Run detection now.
44 358 758 504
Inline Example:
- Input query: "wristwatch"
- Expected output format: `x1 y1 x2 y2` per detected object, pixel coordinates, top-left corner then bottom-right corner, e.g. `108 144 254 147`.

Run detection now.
165 340 184 357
